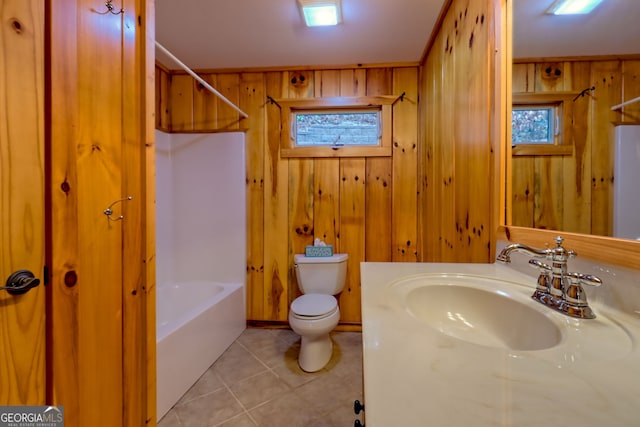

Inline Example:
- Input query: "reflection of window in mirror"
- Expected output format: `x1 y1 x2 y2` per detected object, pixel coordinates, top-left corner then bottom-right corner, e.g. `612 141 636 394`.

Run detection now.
512 105 556 144
512 93 576 156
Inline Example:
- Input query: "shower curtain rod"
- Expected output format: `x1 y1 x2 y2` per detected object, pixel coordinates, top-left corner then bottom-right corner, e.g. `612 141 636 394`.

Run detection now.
155 41 249 119
611 95 640 111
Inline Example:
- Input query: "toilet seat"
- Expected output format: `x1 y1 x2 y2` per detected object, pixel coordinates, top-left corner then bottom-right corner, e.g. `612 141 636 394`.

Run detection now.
290 294 337 318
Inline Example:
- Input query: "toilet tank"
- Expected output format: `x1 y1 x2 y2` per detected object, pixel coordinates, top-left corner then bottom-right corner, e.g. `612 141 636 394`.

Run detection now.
294 253 348 295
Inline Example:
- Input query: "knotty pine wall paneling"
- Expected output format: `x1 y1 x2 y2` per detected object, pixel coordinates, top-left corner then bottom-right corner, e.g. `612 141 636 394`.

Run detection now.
391 68 419 263
419 0 499 263
49 2 124 424
49 0 155 424
337 69 367 323
157 66 419 325
121 0 154 424
286 70 316 315
262 72 287 321
364 69 393 264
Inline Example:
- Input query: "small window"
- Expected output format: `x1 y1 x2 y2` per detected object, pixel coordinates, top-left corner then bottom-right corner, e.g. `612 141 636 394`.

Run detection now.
293 110 381 147
511 93 576 156
277 96 394 158
512 106 556 145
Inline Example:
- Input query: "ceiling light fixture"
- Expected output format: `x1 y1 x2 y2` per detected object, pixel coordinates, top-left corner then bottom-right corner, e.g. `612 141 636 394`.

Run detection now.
546 0 604 15
298 0 342 27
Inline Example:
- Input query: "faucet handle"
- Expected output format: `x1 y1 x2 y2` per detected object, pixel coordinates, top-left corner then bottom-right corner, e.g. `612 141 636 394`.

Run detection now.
567 272 602 288
529 258 551 271
563 272 602 319
528 259 552 304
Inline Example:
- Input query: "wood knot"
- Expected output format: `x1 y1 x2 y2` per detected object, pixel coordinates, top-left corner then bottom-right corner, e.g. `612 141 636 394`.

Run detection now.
542 63 562 80
11 19 22 34
290 72 310 89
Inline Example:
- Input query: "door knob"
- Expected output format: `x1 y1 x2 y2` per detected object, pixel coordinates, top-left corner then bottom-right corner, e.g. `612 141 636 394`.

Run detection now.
2 270 41 295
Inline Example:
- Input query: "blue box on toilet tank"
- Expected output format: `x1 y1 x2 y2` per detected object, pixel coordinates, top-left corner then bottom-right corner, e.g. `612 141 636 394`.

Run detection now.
305 245 334 257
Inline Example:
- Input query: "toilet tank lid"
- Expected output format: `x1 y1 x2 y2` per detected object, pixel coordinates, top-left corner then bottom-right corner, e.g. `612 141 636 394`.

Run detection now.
294 253 348 264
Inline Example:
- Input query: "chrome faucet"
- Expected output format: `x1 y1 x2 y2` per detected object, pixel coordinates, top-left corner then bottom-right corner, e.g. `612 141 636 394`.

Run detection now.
497 236 601 319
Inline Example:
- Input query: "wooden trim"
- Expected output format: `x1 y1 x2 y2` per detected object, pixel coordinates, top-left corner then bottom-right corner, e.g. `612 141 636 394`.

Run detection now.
513 92 581 103
143 0 157 423
502 0 514 243
281 146 392 158
498 226 640 270
279 97 393 158
156 61 420 74
512 144 573 156
154 60 171 73
612 121 640 126
514 53 640 64
275 95 398 108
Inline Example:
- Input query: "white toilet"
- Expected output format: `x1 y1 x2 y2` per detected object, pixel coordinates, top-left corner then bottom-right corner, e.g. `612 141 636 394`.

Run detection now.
288 253 348 372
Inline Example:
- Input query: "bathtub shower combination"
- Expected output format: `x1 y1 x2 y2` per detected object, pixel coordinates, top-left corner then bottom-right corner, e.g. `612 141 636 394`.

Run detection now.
155 131 247 418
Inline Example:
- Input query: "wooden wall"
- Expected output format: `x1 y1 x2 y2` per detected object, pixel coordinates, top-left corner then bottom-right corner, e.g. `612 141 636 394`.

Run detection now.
155 66 419 324
511 58 640 236
48 0 156 425
419 0 504 263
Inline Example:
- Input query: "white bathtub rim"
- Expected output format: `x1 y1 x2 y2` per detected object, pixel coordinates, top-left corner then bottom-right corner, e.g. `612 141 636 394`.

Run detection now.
156 280 244 342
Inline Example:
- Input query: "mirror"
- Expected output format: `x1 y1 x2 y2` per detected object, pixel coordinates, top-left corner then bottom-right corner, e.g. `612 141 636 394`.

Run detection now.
510 0 640 241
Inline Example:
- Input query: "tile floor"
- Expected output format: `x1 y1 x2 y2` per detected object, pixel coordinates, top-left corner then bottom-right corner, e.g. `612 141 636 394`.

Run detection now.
158 328 364 427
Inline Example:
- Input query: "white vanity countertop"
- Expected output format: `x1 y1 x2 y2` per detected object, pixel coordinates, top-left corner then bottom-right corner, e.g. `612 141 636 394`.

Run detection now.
360 262 640 427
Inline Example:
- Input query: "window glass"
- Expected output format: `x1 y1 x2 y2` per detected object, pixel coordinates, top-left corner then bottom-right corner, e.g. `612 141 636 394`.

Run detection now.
512 106 556 145
294 111 381 147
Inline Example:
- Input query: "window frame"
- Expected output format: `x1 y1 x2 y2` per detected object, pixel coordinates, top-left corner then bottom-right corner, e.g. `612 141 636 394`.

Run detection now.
278 96 394 158
512 92 577 156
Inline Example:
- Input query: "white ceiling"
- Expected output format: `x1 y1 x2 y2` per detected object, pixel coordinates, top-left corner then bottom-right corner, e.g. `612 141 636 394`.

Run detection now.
513 0 640 59
155 0 445 70
155 0 640 71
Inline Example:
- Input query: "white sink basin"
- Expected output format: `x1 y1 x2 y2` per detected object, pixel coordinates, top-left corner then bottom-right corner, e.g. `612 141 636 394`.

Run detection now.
404 282 561 350
389 272 633 359
362 262 639 427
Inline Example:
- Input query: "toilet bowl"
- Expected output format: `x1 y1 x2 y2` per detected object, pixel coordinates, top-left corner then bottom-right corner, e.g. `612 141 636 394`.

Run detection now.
289 253 348 372
289 294 341 372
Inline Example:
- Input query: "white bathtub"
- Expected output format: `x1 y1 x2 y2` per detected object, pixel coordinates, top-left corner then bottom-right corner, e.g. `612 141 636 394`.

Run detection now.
156 281 245 419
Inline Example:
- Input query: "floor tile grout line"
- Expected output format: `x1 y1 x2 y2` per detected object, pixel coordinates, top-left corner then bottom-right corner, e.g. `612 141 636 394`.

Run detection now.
214 341 298 427
212 381 260 427
235 336 311 388
172 408 185 427
171 369 228 407
235 339 274 372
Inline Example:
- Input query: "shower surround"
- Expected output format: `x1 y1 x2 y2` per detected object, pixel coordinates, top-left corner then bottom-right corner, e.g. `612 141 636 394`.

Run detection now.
155 130 246 418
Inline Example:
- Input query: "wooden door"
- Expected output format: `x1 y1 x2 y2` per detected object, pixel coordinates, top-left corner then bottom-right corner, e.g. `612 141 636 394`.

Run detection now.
0 0 46 404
